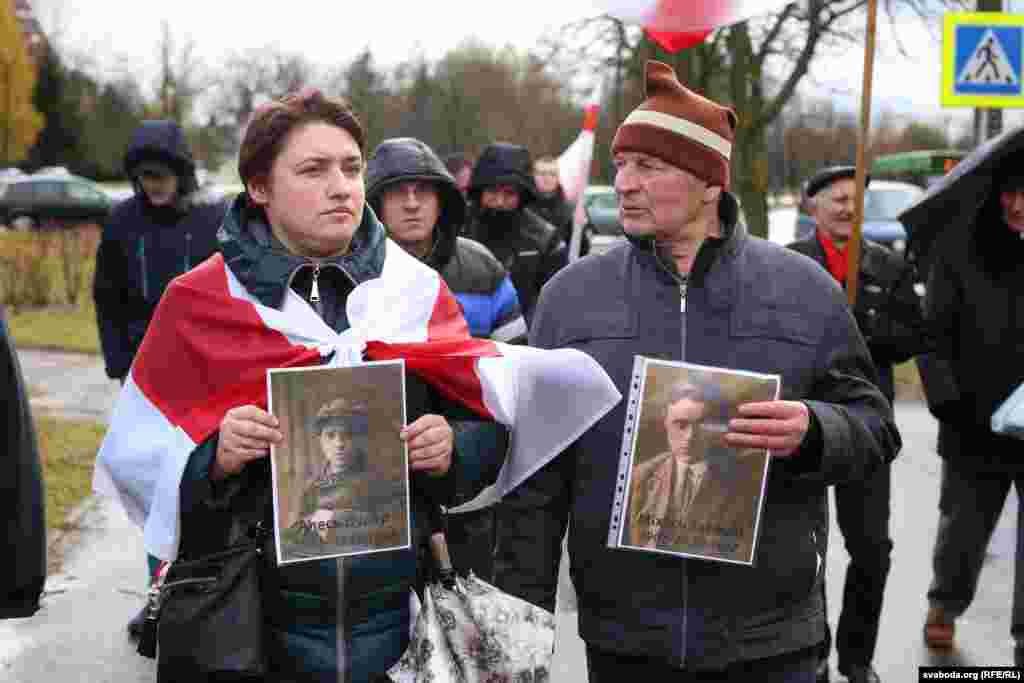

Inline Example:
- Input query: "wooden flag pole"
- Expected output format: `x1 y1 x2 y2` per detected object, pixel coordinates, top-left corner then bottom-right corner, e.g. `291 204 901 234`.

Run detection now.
846 0 879 306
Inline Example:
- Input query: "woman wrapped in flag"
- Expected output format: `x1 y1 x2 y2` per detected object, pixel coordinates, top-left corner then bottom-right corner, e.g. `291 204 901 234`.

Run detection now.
93 90 620 682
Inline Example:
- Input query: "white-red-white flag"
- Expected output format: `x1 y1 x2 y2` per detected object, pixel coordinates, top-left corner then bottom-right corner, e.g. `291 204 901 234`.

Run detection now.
560 89 601 262
93 240 620 560
594 0 795 52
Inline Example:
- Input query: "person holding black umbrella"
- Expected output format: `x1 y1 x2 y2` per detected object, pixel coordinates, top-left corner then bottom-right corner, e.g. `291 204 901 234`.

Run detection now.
913 155 1024 665
789 165 927 683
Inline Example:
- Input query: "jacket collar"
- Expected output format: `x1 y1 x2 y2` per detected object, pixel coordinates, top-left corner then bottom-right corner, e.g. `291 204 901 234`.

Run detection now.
217 194 387 309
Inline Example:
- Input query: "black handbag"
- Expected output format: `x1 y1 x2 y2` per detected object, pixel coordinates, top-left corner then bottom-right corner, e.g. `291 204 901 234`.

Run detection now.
137 521 271 682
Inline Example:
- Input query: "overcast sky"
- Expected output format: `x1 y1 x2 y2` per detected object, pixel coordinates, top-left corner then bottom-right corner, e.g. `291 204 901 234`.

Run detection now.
33 0 1024 133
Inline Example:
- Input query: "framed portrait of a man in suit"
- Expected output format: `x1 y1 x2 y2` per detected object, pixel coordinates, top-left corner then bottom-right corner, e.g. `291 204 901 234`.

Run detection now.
609 357 779 565
268 361 410 566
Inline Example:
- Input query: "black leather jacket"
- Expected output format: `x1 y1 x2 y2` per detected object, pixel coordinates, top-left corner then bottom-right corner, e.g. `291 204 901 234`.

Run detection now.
788 234 928 401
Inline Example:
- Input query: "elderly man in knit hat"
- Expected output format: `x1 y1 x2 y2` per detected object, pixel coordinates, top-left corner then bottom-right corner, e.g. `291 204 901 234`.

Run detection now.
492 61 899 681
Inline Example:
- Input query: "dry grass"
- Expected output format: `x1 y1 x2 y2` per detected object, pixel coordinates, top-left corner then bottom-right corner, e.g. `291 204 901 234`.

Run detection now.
36 415 104 532
8 303 100 354
2 224 102 354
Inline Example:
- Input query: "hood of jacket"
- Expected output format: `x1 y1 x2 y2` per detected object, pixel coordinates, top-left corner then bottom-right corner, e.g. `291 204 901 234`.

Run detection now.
468 142 538 205
124 120 199 196
625 190 746 288
217 194 387 309
365 138 466 271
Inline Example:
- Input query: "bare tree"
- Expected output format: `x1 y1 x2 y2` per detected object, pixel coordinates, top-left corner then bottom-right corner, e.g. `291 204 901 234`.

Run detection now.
539 0 965 236
155 20 205 125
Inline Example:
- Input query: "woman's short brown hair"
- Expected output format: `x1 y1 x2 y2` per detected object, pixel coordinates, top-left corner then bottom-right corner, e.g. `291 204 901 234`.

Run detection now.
238 89 365 190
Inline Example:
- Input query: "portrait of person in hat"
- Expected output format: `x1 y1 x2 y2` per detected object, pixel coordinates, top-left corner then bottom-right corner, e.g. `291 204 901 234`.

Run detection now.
284 398 405 554
492 60 899 681
788 166 927 683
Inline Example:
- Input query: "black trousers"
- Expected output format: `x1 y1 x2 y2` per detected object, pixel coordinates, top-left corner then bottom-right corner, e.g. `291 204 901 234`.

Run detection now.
586 645 818 682
927 459 1024 640
819 463 893 673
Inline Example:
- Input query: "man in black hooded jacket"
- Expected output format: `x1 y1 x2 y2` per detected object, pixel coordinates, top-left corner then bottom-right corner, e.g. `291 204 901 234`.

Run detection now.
366 137 519 580
93 119 227 384
463 143 567 322
92 119 227 637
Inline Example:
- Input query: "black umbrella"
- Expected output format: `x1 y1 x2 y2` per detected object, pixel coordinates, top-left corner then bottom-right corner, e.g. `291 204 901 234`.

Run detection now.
899 123 1024 280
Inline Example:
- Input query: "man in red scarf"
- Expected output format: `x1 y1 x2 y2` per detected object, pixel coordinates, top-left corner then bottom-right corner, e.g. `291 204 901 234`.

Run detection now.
788 165 927 683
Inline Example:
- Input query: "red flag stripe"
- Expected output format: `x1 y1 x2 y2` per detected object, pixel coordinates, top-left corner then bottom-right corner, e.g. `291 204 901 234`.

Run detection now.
132 254 323 444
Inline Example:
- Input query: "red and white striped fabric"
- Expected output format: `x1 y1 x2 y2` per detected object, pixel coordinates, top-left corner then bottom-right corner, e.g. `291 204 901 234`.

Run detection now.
560 90 601 262
93 239 621 561
594 0 795 52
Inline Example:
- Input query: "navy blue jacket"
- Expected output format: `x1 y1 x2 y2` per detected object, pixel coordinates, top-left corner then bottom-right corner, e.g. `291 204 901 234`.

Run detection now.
494 193 900 670
93 120 226 380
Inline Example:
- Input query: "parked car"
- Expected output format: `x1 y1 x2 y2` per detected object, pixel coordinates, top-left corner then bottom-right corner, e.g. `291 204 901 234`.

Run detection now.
574 184 623 259
793 179 924 251
0 174 113 230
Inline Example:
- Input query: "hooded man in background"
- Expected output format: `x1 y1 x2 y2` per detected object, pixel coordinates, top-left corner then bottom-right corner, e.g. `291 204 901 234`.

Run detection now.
367 137 521 579
463 143 567 323
92 119 227 637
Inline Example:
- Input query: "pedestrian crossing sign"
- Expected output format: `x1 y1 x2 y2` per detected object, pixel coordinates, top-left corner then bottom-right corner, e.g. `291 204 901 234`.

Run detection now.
943 12 1024 108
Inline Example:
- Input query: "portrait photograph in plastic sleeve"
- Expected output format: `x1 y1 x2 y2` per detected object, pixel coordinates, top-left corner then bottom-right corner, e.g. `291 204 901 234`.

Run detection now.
268 360 410 565
608 357 780 565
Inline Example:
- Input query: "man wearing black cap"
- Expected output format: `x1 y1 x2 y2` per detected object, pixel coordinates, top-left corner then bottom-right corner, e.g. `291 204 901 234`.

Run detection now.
493 62 899 681
788 165 927 683
463 143 567 322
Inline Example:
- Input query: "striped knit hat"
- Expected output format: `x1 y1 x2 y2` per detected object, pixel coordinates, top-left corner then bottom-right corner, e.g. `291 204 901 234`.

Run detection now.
612 60 737 189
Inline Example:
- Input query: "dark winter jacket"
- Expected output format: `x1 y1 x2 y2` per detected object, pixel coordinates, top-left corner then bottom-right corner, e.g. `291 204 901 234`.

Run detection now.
464 204 566 323
177 197 498 682
533 187 575 244
366 138 524 342
788 233 928 402
93 120 226 380
918 200 1024 472
464 142 567 320
494 192 900 670
1 307 45 619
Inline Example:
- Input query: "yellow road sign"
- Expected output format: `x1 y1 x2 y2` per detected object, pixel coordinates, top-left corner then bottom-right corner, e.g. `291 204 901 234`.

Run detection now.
942 12 1024 108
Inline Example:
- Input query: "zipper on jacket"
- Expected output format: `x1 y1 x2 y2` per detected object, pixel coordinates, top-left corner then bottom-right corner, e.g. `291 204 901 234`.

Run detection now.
310 262 322 316
138 236 149 301
679 278 689 312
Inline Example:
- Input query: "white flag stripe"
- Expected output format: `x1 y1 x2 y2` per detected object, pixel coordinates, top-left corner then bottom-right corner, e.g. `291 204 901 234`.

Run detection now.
622 110 733 159
490 344 620 496
93 375 198 560
558 129 596 204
